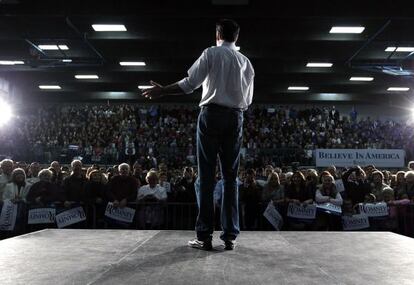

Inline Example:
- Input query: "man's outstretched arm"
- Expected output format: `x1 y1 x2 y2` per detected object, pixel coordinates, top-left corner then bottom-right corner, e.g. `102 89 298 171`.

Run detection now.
142 49 209 100
141 80 185 99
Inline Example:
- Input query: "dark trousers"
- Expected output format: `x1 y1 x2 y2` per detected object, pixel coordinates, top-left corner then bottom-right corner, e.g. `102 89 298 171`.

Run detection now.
195 104 243 241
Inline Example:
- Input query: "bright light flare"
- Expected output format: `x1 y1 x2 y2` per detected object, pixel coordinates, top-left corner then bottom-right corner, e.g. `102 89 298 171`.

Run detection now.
0 100 12 126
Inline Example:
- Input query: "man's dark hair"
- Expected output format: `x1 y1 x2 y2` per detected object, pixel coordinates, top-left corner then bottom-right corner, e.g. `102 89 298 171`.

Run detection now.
216 19 240 42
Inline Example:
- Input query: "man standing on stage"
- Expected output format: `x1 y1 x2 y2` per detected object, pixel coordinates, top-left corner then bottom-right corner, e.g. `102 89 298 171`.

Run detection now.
142 19 254 250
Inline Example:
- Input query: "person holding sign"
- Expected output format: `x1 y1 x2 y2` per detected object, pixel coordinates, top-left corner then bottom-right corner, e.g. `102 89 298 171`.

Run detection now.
315 173 343 206
2 168 30 233
314 173 343 230
3 168 30 203
285 171 314 230
0 159 13 201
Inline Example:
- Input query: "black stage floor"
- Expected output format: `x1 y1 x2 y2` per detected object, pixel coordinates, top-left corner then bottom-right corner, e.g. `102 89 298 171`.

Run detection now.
0 229 413 284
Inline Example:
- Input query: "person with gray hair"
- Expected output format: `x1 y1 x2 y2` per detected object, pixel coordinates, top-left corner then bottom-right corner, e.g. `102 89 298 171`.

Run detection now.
62 160 87 208
26 169 63 206
0 159 13 201
3 168 30 203
106 163 138 208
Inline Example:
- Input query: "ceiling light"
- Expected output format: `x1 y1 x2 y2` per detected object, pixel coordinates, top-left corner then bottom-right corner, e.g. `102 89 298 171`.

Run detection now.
0 60 24 65
62 59 72 63
38 45 59 50
39 85 61 90
138 85 154 89
350 77 374 81
92 24 127 32
38 45 69 50
387 87 410 92
385 47 414 52
119 61 146 66
306 62 333 68
329 26 365 34
75 75 99 79
288 86 309 91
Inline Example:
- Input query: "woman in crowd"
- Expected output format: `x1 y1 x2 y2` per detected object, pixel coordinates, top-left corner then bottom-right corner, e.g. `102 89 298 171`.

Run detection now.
370 170 393 202
285 171 313 205
393 171 406 199
315 173 343 206
285 171 314 230
342 166 371 205
3 168 31 233
3 168 30 203
262 171 284 206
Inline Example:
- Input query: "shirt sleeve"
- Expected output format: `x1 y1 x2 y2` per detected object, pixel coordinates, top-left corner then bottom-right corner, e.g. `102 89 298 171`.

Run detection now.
178 49 210 94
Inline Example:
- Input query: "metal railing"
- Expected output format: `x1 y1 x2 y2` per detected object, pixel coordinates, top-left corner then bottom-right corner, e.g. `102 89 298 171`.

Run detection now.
1 201 414 239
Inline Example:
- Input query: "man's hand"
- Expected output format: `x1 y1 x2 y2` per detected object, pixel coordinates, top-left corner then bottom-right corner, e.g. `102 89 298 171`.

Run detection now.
141 81 164 100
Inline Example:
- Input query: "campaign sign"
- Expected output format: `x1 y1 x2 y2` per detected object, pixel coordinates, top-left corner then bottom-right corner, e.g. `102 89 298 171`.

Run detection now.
0 199 18 231
287 203 316 219
263 202 283 230
55 206 86 228
316 203 342 216
315 149 405 168
342 214 370 230
358 202 389 217
28 208 56 224
105 202 136 223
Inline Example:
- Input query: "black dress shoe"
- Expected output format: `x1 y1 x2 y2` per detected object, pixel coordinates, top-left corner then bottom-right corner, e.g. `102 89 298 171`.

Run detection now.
188 238 213 251
224 240 236 250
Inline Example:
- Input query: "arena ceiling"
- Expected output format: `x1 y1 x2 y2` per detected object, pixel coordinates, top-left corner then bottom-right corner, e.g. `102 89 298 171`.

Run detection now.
1 0 414 105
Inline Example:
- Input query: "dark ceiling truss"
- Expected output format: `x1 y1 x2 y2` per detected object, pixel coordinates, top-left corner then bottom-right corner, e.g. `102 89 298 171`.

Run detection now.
1 0 414 104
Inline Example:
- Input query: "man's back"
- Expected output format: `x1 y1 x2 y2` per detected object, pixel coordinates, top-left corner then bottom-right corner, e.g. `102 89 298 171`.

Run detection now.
202 44 254 107
179 41 254 110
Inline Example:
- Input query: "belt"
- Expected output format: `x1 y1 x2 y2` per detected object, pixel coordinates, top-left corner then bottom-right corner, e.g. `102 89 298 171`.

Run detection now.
202 103 244 112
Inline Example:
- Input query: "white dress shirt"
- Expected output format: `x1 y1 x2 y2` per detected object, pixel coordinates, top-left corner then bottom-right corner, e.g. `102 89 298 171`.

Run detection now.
178 41 254 110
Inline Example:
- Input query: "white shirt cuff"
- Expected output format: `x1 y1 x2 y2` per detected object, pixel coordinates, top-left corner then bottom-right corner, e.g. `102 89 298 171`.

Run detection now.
178 78 194 94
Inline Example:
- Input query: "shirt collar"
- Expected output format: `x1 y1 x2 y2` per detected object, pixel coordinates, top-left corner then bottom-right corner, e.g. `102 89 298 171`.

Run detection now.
217 40 237 50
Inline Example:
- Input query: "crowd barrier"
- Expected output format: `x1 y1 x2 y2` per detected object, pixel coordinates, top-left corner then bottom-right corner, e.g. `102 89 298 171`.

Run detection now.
1 201 414 239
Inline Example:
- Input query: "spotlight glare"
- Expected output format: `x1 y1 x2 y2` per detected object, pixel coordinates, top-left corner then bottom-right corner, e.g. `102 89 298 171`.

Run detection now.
0 100 12 126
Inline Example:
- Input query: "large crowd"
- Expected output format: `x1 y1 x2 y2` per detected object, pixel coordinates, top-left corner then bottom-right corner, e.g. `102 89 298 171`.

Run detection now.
0 103 414 236
0 158 414 235
1 104 414 168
